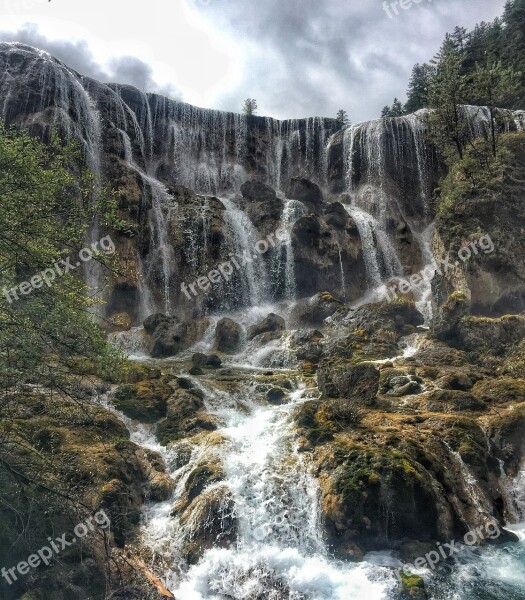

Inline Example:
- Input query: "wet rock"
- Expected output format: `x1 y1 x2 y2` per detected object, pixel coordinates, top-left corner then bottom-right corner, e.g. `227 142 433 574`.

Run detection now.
191 352 222 369
471 377 525 405
266 388 287 405
290 292 342 327
424 389 486 412
431 291 470 343
247 313 285 341
351 301 424 340
285 177 324 214
157 387 217 444
148 471 175 502
455 314 525 356
214 317 242 353
435 371 474 391
379 370 422 397
144 314 210 358
107 587 150 600
292 329 325 365
238 179 284 235
179 485 236 564
192 353 208 368
318 362 380 406
113 378 172 423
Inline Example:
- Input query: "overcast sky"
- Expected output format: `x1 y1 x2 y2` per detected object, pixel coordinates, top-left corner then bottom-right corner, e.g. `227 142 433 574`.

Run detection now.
0 0 507 122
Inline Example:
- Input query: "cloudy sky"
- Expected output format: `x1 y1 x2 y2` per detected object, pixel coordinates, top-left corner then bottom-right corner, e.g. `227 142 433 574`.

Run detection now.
0 0 507 122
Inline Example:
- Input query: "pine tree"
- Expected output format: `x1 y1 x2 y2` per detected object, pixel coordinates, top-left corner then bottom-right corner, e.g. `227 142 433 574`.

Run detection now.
470 61 522 155
423 36 469 159
336 109 350 127
405 63 435 113
243 98 258 116
382 98 405 118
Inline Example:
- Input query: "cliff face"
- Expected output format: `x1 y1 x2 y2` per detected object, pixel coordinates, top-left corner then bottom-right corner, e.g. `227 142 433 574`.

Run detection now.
1 42 524 326
0 43 436 324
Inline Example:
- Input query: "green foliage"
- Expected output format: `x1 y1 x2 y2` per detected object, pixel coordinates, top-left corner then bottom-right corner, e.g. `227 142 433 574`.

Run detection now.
405 63 435 113
336 109 350 127
0 121 123 391
242 98 258 116
381 98 405 118
0 121 126 583
396 0 525 125
422 37 470 160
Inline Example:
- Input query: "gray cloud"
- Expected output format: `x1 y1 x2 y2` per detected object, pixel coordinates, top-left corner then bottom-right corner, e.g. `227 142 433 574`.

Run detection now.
0 23 181 98
193 0 507 121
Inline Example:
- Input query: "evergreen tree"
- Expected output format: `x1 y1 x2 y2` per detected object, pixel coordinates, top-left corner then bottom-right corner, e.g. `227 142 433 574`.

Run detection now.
470 61 522 155
336 109 350 127
405 63 435 113
381 98 405 118
423 36 469 159
243 98 258 116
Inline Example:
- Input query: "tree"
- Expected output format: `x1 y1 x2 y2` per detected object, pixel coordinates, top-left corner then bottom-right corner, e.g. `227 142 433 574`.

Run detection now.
336 109 350 127
381 98 405 118
405 63 435 113
470 61 522 156
0 122 124 537
423 36 470 160
242 98 258 116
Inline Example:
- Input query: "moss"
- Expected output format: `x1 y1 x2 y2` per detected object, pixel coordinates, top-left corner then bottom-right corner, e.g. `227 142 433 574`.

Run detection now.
444 418 487 467
189 366 204 376
294 401 335 444
399 570 428 599
113 378 171 423
472 377 525 406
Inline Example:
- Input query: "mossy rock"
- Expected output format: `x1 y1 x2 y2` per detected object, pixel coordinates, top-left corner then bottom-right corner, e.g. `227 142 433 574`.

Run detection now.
294 400 335 445
113 378 171 423
472 377 525 406
398 570 428 599
425 389 486 413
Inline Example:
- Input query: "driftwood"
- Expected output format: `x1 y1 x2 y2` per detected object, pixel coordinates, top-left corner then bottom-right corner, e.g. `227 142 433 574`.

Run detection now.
132 557 175 599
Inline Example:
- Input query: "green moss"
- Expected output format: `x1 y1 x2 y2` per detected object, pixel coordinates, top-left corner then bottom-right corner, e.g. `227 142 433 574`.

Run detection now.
113 378 171 423
293 400 335 445
399 570 428 599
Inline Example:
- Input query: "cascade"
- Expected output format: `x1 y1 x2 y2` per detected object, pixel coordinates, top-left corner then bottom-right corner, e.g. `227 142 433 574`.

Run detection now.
220 198 269 308
272 198 307 300
104 375 395 599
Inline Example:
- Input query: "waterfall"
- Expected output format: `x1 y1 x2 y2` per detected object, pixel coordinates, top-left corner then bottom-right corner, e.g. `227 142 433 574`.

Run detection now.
144 176 177 315
220 198 269 308
117 128 177 317
113 376 395 599
337 243 347 301
273 198 307 300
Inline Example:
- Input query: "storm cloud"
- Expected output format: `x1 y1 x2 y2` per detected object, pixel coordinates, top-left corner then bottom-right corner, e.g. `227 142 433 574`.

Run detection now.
192 0 507 120
0 23 181 98
0 0 507 121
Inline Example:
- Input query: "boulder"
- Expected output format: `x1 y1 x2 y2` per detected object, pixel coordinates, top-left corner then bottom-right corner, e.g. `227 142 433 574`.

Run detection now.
247 313 285 341
290 292 342 326
266 388 287 405
241 179 278 203
144 315 210 358
318 362 380 406
214 318 242 353
239 179 283 235
285 178 324 214
351 301 424 339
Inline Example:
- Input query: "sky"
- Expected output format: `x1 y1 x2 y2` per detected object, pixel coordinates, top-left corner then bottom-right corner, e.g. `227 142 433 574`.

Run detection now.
0 0 508 122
